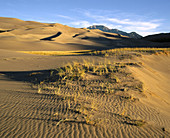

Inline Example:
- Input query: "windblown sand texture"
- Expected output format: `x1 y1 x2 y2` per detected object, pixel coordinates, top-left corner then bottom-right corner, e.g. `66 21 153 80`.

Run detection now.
0 17 170 138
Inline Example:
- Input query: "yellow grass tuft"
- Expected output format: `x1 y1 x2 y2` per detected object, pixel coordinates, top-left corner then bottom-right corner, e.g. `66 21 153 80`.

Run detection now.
18 50 93 56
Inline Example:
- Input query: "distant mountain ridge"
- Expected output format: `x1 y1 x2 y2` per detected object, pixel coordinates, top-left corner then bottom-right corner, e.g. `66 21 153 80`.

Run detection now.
87 25 142 39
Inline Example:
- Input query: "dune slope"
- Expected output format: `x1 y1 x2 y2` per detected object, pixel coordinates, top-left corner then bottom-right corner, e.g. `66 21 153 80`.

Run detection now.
129 55 170 130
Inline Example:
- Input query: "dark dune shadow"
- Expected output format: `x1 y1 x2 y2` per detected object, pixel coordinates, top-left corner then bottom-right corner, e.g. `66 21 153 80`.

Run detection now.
99 32 126 39
65 43 111 50
26 28 34 30
40 32 62 41
0 29 13 33
73 32 126 43
81 36 113 41
66 39 157 51
0 70 54 84
73 34 80 38
142 33 170 43
70 34 169 48
72 32 85 38
80 35 137 47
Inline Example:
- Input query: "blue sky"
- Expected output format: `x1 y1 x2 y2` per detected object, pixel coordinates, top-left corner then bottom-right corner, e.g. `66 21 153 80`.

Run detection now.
0 0 170 36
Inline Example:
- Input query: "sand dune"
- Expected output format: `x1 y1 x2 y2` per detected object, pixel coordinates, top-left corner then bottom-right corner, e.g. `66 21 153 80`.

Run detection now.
129 54 170 130
143 33 170 43
0 17 170 137
0 17 169 52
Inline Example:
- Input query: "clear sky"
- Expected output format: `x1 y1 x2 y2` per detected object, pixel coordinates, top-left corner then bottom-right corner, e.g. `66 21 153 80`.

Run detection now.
0 0 170 36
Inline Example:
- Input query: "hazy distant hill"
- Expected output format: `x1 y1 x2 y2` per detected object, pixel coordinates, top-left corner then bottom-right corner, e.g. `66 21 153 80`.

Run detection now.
87 25 142 39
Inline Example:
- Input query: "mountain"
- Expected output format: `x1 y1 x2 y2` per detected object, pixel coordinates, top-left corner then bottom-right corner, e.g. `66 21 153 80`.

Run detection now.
87 25 142 39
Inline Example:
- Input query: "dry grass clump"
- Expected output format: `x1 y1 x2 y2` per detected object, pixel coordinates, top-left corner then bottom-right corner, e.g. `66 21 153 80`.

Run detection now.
37 61 143 95
91 47 170 59
30 49 161 127
122 117 146 127
19 48 169 57
26 47 170 128
31 58 147 127
18 50 92 56
52 94 99 126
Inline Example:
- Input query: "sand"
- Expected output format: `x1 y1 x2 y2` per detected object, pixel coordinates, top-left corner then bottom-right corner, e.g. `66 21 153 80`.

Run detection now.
129 54 170 129
0 17 170 137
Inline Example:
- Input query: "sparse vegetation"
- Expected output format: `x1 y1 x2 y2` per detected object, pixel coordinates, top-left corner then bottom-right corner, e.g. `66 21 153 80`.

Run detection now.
91 47 170 59
18 48 170 57
18 50 92 56
31 57 147 127
28 48 169 128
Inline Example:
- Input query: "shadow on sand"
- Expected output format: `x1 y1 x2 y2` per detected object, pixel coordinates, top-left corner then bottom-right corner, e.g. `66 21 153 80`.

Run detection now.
40 32 62 41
